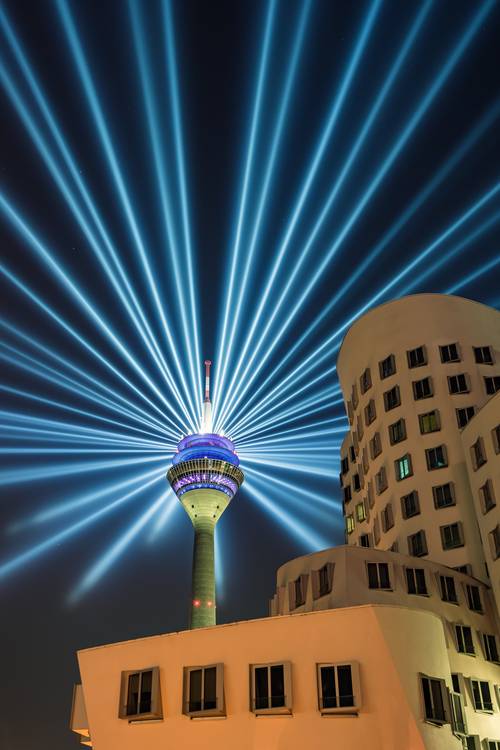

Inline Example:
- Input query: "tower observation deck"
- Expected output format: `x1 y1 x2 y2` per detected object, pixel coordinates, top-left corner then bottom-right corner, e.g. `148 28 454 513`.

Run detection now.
167 360 244 628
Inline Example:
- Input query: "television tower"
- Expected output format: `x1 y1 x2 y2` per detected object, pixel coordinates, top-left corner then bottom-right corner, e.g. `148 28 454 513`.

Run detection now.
167 360 244 628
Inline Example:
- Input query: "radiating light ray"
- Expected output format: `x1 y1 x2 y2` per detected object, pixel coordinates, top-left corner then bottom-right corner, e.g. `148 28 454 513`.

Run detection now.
147 492 179 543
245 466 336 511
69 491 170 602
232 416 347 447
0 474 165 582
241 456 338 478
215 0 383 429
244 467 336 523
213 0 277 414
1 425 167 451
218 0 496 429
446 252 500 294
237 427 346 451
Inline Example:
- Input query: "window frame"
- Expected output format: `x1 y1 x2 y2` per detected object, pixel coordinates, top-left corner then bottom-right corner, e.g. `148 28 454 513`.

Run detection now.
412 376 433 401
432 482 455 509
465 584 482 613
439 574 458 604
407 345 427 369
312 562 334 600
395 453 413 481
250 661 292 715
440 521 464 550
425 444 448 471
405 566 428 596
379 354 396 380
473 345 494 365
383 384 401 412
360 368 372 394
469 678 493 713
401 490 420 519
439 342 461 363
456 406 476 429
420 674 449 725
183 663 225 718
471 438 487 471
455 624 475 656
388 417 406 445
407 530 428 558
448 373 470 395
484 376 500 395
419 409 440 434
316 661 361 715
481 633 500 664
118 666 162 721
366 561 392 590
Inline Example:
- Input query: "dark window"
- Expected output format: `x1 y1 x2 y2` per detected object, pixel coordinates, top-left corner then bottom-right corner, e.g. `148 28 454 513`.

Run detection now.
474 346 493 364
353 473 361 492
294 576 306 607
343 486 352 503
426 445 447 470
407 346 427 368
375 466 387 494
441 522 464 550
448 374 469 394
440 343 460 363
127 670 152 716
419 410 440 434
433 482 455 509
456 406 476 428
395 454 412 481
455 625 475 655
401 490 420 518
351 384 359 410
406 567 427 595
493 424 500 453
379 354 396 379
421 676 446 723
254 664 286 710
454 564 472 576
450 690 467 736
451 674 461 694
440 575 458 603
367 562 391 589
471 438 486 470
359 533 371 548
484 376 500 395
364 399 376 426
349 445 356 462
341 457 349 474
483 633 499 663
319 664 356 710
389 418 406 445
318 565 333 598
360 368 372 394
381 503 394 532
480 480 496 513
408 530 428 557
188 666 217 712
471 679 493 712
383 385 401 411
413 377 433 400
370 432 382 459
466 585 482 613
491 526 500 559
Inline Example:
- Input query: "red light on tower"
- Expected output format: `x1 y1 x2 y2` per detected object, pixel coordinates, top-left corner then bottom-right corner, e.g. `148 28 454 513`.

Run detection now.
207 600 213 607
193 599 201 607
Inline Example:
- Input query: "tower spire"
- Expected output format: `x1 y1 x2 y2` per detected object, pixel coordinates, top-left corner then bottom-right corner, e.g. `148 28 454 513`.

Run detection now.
201 359 212 433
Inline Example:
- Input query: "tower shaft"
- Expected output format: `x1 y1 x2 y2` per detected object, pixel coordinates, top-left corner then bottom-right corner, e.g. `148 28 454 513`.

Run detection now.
191 519 215 628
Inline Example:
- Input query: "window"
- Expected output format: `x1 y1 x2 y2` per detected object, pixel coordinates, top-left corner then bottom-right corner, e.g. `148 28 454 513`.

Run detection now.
441 522 464 550
373 517 381 545
346 514 354 535
381 503 394 532
356 418 363 441
455 625 475 655
471 438 487 470
395 453 412 481
407 345 427 368
448 374 469 394
351 384 359 410
485 741 500 750
183 664 224 716
406 567 427 595
349 445 356 462
465 584 482 613
440 343 460 363
485 376 500 395
353 473 361 492
451 673 462 695
347 400 353 425
375 466 387 495
456 406 476 428
401 490 420 518
362 446 369 474
463 737 480 750
290 574 308 608
119 667 162 720
493 424 500 453
440 575 458 603
419 409 440 434
250 662 292 714
360 367 372 394
389 418 406 445
450 689 467 736
389 540 399 552
470 679 493 712
384 385 401 411
426 445 448 470
420 675 448 724
490 526 500 559
341 456 349 475
343 486 352 503
379 354 396 379
370 432 382 459
366 562 391 589
474 345 493 364
356 501 367 522
482 634 499 663
313 563 334 599
480 480 496 513
433 482 455 509
408 530 428 557
317 662 361 714
454 564 472 576
364 399 376 426
413 377 433 400
359 533 371 548
366 480 374 509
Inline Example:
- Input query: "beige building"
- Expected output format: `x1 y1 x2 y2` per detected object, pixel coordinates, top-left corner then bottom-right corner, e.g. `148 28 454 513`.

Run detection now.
337 294 500 581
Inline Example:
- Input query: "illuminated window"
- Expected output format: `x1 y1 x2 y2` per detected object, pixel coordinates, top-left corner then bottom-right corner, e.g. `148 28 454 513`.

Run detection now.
413 377 433 400
440 522 464 550
405 567 427 595
388 418 406 445
474 346 493 364
439 575 458 603
317 662 361 714
480 480 496 513
346 514 355 535
471 438 487 470
250 662 292 714
395 453 412 481
484 376 500 395
455 625 475 655
456 406 475 428
419 409 440 434
466 584 482 613
408 530 427 557
481 633 499 663
420 675 448 724
401 490 420 519
183 664 224 716
366 561 391 590
407 345 427 368
360 368 372 394
383 385 401 411
470 679 493 712
356 501 366 522
448 373 469 394
425 445 447 470
379 354 396 379
433 482 455 509
119 667 162 721
440 343 460 363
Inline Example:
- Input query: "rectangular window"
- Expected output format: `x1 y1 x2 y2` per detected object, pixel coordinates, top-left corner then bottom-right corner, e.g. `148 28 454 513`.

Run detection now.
471 438 487 470
470 679 493 712
480 480 496 513
420 675 447 724
366 562 391 590
347 400 353 425
356 418 364 441
456 406 476 428
406 567 427 595
408 530 428 557
482 633 499 663
407 345 427 368
375 466 387 495
474 345 493 364
370 432 382 459
426 445 448 470
395 453 412 481
413 377 433 400
346 514 355 535
351 384 359 410
493 424 500 453
313 562 334 599
379 354 396 379
490 526 500 559
364 399 376 426
362 446 369 474
119 667 162 720
455 625 475 655
384 385 401 411
349 444 356 462
441 522 464 550
440 575 458 603
251 662 292 714
183 664 224 716
401 490 420 518
448 374 469 394
419 409 440 434
373 517 381 545
341 456 349 475
450 690 467 736
466 584 482 613
433 482 455 509
290 574 308 608
381 503 394 532
353 473 361 492
389 418 406 445
317 662 361 714
359 533 371 548
367 480 374 509
485 376 500 395
343 486 352 503
360 368 372 394
440 343 460 363
356 501 367 522
485 741 500 750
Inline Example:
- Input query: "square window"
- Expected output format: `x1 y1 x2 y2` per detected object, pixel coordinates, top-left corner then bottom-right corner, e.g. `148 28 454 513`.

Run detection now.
413 377 433 400
384 385 401 411
251 662 292 714
448 374 469 394
485 376 500 395
359 533 371 548
470 679 493 712
406 567 427 595
474 346 493 364
317 662 361 714
419 410 440 434
480 480 496 513
183 664 224 716
440 343 460 363
379 354 396 379
408 530 428 557
471 438 487 470
119 667 162 720
455 625 475 655
441 522 464 550
426 445 448 470
407 346 427 368
401 490 420 519
360 368 372 394
370 432 382 459
433 482 455 509
420 675 448 724
456 406 476 428
395 453 412 481
364 399 376 426
440 575 458 603
389 418 406 445
367 561 391 589
465 584 482 613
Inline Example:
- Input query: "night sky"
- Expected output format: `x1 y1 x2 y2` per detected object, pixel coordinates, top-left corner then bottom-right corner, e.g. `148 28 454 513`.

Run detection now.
1 1 499 748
